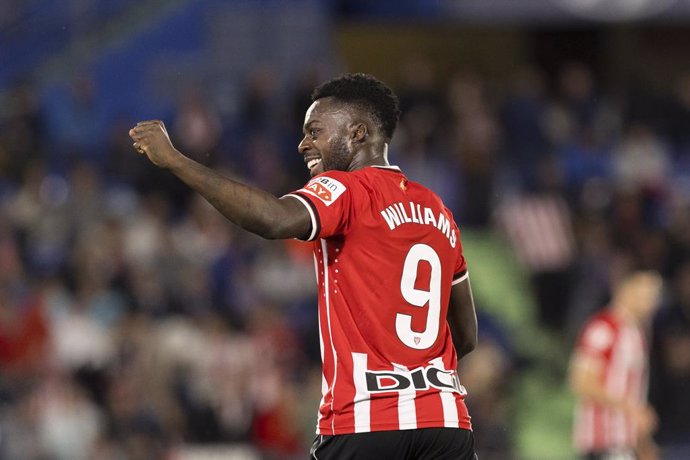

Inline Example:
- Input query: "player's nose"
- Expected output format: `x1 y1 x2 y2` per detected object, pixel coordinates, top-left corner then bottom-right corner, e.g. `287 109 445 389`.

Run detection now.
298 136 311 155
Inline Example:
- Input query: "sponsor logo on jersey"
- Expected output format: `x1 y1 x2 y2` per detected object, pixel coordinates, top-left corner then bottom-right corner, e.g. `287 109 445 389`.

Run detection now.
301 176 346 206
365 364 466 394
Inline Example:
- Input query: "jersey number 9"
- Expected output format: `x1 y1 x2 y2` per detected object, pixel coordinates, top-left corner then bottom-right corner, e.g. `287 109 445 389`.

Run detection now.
396 243 442 350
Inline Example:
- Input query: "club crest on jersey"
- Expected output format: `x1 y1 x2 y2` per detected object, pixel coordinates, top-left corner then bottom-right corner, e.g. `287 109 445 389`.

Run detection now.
301 176 346 206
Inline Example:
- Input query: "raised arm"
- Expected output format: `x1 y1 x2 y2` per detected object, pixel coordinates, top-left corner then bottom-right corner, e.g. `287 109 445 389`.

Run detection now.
129 120 311 240
447 276 477 360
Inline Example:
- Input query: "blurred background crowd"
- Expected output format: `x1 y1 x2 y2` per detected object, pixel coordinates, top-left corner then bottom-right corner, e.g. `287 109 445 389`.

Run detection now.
1 0 689 459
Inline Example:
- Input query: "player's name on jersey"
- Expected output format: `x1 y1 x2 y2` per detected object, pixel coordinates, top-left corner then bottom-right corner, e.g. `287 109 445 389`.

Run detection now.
380 201 457 248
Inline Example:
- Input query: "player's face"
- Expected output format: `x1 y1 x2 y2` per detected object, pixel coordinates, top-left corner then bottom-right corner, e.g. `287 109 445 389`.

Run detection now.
299 98 355 177
629 274 663 321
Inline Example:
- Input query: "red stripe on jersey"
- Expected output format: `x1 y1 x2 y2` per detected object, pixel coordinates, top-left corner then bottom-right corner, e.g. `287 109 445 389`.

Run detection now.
369 390 399 431
333 353 357 432
413 387 443 429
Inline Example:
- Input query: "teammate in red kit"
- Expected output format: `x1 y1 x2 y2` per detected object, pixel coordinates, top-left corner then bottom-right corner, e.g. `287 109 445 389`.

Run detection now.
569 271 662 460
129 73 478 459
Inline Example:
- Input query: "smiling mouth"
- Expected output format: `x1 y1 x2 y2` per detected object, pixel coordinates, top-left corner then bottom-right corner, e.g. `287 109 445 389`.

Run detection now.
307 158 322 172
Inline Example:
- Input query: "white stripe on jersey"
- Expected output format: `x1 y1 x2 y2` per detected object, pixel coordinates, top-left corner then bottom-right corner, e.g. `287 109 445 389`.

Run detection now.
352 353 371 432
393 363 417 430
321 239 338 433
315 372 327 435
315 255 326 434
440 391 460 428
313 254 320 288
315 315 326 434
284 193 318 241
430 357 459 428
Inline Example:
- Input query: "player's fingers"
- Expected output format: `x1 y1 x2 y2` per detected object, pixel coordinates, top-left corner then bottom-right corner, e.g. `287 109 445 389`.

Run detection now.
132 142 145 154
131 128 155 139
129 131 145 142
129 126 152 138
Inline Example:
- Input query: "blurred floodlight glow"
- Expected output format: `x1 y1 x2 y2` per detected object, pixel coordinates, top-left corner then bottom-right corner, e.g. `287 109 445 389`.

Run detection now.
553 0 678 21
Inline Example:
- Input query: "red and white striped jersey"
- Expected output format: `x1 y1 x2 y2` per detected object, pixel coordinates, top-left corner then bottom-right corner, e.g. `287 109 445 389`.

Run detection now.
285 166 472 435
573 310 648 453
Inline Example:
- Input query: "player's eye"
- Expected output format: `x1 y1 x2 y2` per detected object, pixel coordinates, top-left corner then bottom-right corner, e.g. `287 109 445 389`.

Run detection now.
309 128 320 139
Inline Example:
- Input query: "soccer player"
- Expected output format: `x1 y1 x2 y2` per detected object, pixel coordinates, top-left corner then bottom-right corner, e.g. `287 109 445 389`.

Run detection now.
129 73 478 459
569 270 662 460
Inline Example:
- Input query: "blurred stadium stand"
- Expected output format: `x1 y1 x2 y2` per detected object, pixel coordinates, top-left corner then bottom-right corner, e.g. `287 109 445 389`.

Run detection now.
0 1 689 459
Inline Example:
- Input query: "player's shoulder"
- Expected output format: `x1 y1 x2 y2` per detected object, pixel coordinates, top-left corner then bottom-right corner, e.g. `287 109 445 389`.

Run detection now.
296 172 351 207
578 309 619 348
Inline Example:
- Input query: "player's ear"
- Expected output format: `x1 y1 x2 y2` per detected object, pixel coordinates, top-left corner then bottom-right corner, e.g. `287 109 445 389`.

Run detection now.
350 122 368 143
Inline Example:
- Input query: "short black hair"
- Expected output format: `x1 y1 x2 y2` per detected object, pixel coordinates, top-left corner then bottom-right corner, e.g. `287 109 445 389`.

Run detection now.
311 73 401 141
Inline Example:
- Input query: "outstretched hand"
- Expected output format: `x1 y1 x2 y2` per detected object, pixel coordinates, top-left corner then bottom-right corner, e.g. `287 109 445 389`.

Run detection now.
129 120 182 169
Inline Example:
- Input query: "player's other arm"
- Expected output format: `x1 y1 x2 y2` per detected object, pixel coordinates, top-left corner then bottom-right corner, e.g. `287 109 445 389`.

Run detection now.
448 277 477 360
569 353 621 406
569 352 657 434
129 120 310 240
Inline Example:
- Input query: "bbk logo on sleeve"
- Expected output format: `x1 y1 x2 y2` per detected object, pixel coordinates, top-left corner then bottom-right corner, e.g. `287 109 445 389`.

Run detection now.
301 176 346 206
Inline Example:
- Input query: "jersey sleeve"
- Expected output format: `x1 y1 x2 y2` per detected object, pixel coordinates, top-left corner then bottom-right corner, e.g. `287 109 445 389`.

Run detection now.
283 172 353 241
577 318 615 359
